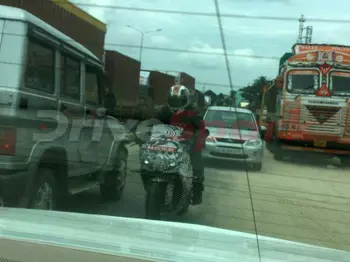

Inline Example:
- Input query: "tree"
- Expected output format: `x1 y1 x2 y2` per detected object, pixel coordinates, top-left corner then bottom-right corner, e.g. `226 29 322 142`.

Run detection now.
204 89 217 106
239 76 271 112
230 90 236 98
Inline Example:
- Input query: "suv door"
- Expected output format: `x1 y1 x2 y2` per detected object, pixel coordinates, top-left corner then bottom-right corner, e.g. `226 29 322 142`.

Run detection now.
81 64 110 166
59 53 86 175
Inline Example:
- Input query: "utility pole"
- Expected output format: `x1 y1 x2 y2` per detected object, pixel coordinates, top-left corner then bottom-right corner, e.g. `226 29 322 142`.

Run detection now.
126 25 162 63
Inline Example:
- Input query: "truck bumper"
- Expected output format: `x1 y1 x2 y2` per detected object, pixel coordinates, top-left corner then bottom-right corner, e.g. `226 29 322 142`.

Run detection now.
280 144 350 155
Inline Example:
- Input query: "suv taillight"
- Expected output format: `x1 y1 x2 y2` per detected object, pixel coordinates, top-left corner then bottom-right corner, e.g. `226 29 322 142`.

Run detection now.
0 127 16 156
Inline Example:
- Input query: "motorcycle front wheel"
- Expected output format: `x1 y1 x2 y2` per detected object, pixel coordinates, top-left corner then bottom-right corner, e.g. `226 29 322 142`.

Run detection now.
145 182 166 220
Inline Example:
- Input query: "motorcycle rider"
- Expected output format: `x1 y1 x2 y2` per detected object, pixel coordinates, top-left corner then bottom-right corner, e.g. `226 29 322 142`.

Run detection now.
153 84 207 205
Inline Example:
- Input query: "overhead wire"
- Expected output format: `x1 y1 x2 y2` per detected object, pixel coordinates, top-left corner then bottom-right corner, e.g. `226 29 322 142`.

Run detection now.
212 0 261 261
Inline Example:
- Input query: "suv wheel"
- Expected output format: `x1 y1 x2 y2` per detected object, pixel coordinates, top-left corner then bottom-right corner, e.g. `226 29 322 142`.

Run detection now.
100 148 128 201
28 168 57 210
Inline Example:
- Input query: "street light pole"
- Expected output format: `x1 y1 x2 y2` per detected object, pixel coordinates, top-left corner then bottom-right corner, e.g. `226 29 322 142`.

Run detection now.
139 33 144 62
126 25 162 63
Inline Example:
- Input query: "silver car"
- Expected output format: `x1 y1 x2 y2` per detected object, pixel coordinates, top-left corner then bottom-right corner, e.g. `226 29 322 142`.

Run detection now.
203 106 264 171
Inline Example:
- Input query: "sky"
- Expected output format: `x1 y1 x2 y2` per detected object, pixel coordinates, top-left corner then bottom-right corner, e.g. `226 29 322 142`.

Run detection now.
71 0 350 94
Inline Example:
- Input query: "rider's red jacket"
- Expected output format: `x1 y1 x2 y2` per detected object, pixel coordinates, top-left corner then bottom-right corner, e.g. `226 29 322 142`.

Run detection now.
156 107 207 152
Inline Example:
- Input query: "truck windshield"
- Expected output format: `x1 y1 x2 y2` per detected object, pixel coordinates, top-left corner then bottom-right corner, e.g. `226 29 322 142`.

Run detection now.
286 70 319 94
330 71 350 96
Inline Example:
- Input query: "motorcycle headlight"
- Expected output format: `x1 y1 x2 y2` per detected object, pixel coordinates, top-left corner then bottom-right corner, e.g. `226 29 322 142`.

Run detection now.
244 139 262 147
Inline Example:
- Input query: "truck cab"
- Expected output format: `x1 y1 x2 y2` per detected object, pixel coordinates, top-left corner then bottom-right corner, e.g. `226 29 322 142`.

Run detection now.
265 44 350 165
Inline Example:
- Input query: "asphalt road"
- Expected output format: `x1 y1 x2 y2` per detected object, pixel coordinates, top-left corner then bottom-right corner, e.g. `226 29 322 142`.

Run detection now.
67 145 350 252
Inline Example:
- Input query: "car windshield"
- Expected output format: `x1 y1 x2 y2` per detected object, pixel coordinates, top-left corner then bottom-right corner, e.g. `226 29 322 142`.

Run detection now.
204 110 257 130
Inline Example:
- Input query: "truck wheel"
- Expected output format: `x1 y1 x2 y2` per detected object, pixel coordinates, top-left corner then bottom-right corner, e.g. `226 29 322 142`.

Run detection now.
177 203 189 216
339 156 350 167
100 148 128 201
28 168 57 210
273 147 284 161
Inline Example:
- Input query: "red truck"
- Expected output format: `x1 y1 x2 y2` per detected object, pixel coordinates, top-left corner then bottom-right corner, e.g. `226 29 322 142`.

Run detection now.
105 50 176 120
140 70 175 114
104 50 142 119
0 0 106 59
176 72 196 92
264 43 350 166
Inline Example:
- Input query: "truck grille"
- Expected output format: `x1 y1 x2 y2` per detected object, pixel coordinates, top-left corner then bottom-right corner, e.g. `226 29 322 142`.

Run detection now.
345 109 350 135
300 105 343 135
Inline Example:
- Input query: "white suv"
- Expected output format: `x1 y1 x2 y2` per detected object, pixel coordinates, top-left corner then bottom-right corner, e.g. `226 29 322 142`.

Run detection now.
0 6 129 209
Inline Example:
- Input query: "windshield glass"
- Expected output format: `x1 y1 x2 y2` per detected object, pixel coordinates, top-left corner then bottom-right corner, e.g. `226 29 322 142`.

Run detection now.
3 1 350 261
204 110 257 130
330 71 350 95
286 70 319 94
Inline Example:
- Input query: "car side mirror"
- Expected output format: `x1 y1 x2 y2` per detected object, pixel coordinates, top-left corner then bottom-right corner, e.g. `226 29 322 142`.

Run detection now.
205 128 210 137
275 76 283 89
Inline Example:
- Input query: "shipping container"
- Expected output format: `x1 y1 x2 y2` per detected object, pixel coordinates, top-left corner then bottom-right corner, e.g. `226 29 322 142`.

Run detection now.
0 0 106 59
104 50 141 110
195 89 205 108
177 72 195 91
144 70 175 106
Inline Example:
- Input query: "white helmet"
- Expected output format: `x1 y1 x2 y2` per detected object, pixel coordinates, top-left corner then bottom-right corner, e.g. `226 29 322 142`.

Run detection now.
167 84 192 111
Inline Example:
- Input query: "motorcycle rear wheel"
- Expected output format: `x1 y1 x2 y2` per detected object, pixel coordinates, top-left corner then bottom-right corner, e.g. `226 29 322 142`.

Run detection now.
145 182 166 220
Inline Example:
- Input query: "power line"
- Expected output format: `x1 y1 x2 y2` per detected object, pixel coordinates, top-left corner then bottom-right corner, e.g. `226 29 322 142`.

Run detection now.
59 1 350 24
105 43 280 60
196 82 244 88
213 1 261 259
0 31 280 60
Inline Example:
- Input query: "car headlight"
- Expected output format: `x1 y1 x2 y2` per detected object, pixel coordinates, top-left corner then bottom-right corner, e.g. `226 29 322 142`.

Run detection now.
244 139 262 147
206 136 216 143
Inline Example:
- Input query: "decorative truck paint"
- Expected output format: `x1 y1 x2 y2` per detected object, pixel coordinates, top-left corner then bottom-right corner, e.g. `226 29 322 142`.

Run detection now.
0 0 106 59
264 43 350 159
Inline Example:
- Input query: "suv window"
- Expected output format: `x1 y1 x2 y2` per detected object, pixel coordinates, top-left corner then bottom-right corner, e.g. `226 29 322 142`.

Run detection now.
60 54 80 100
25 39 55 93
85 65 102 105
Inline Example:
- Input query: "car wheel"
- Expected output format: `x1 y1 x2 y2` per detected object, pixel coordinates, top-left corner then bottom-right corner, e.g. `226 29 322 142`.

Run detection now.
100 148 128 201
251 163 262 171
28 168 57 210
